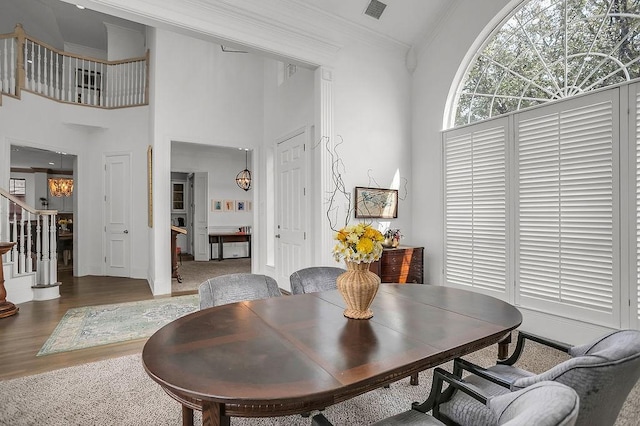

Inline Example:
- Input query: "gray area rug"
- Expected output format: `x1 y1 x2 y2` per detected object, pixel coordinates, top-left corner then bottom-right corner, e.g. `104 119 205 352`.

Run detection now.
1 339 638 425
172 258 251 293
37 295 199 356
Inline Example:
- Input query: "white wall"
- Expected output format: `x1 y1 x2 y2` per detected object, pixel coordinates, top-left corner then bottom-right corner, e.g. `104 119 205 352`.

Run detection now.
150 28 265 294
326 41 413 264
171 145 254 230
411 0 512 286
0 92 149 279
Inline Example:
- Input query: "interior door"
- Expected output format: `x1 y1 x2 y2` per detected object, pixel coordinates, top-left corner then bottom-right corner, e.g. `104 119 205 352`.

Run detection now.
276 128 309 290
193 172 209 261
104 153 131 277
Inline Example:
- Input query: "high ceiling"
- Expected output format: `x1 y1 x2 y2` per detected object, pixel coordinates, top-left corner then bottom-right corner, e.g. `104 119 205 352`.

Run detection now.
2 0 452 52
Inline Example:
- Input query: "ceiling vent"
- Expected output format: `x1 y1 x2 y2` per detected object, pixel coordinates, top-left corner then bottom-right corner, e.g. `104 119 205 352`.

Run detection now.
364 0 387 20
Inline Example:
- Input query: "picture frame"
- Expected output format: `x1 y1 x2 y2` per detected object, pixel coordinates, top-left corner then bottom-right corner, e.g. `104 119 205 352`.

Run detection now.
212 199 223 212
224 200 235 211
354 187 398 219
236 200 246 212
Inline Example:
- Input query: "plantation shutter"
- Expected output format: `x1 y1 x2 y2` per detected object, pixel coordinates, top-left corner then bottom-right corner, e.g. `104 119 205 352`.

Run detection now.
516 90 618 326
636 86 640 324
444 119 508 296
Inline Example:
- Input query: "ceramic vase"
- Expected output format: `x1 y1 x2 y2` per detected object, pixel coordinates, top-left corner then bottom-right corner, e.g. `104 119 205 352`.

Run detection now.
336 261 381 319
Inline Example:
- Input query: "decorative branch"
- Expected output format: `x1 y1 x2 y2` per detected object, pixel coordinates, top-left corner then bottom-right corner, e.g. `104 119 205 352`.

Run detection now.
316 135 353 232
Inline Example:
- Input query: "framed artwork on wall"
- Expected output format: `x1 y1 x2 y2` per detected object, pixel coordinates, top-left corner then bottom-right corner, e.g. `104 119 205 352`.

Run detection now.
354 187 398 219
212 200 223 212
236 200 246 211
224 200 235 211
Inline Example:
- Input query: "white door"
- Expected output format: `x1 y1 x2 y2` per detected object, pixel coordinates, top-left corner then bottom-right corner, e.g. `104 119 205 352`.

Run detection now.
193 172 209 261
276 128 309 289
105 154 131 277
187 173 195 255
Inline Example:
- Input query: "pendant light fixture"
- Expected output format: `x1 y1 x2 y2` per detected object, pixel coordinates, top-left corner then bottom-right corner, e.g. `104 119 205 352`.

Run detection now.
235 149 252 191
48 152 74 197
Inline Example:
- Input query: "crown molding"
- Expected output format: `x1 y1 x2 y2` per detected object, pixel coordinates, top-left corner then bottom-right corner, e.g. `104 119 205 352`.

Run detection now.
70 0 345 66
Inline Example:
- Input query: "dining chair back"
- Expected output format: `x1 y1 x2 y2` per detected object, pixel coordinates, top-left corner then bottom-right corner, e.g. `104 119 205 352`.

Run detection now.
289 266 345 295
198 273 281 309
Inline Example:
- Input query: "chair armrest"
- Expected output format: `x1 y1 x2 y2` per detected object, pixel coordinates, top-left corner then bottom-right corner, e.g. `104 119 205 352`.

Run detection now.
312 414 334 426
453 358 513 389
497 331 572 366
412 366 491 413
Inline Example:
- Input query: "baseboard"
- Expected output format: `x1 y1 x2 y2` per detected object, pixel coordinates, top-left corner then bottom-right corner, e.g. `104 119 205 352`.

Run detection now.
519 307 618 345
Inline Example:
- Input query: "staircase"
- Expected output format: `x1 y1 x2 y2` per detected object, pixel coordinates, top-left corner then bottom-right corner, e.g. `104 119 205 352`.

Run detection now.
0 188 60 303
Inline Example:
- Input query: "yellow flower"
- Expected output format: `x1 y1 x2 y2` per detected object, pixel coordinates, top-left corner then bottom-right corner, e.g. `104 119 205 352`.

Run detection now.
332 223 384 264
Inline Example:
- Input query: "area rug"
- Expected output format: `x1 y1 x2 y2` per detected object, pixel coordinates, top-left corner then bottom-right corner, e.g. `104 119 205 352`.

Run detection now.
2 340 639 425
37 295 199 356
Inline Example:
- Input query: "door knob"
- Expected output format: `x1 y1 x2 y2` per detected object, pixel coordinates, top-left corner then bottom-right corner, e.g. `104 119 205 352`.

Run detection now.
275 234 281 238
123 230 129 234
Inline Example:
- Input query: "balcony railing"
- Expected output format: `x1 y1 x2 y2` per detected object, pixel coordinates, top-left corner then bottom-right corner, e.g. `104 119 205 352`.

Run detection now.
0 24 148 108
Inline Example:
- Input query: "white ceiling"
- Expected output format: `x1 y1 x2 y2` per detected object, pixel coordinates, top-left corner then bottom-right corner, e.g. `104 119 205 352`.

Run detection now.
293 0 452 47
3 0 452 53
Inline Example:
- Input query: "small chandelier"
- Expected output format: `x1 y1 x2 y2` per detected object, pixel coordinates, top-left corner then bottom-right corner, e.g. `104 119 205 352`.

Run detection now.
49 152 74 197
235 149 252 191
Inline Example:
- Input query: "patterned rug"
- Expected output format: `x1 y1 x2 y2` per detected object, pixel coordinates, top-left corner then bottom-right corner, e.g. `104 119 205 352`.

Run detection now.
37 295 199 356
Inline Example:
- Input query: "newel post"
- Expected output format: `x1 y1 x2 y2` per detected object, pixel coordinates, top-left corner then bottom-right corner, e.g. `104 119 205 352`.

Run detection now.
14 23 25 97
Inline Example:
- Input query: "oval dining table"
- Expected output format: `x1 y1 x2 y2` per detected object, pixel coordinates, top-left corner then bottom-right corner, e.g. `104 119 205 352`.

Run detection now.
142 284 522 426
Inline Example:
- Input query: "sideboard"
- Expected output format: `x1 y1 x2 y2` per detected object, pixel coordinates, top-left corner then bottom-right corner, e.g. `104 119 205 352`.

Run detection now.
369 246 424 284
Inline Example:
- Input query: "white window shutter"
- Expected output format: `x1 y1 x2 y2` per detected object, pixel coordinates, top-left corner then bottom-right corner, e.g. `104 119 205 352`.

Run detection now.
444 120 508 296
516 91 618 326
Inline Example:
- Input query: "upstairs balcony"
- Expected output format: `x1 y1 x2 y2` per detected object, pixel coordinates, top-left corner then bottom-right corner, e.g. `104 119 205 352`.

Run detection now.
0 24 148 108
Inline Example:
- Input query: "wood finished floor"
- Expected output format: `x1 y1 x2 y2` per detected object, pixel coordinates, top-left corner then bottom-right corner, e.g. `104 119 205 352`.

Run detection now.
0 271 192 381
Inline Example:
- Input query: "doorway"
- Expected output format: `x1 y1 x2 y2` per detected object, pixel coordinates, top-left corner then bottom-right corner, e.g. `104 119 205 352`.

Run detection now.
9 144 77 273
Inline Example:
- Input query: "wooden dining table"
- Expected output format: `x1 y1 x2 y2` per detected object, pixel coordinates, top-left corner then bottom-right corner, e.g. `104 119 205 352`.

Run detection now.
142 284 522 426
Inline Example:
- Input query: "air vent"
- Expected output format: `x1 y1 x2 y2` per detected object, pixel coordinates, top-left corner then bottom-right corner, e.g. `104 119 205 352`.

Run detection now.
364 0 387 20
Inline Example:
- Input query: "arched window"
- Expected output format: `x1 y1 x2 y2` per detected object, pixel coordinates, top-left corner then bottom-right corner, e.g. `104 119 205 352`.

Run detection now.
453 0 640 127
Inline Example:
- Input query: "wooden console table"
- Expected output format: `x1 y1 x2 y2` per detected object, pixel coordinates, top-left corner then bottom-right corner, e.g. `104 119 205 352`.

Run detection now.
209 233 251 261
171 226 187 283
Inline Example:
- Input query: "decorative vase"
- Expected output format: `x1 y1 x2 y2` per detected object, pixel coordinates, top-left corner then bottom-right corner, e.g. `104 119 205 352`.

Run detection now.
391 237 400 248
336 261 381 320
382 238 394 248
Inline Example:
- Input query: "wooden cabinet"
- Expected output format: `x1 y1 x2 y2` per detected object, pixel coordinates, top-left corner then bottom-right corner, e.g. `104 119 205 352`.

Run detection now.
369 246 424 284
171 181 185 212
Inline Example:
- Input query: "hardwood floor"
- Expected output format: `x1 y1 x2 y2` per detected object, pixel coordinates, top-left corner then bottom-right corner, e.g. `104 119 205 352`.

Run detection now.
0 271 177 381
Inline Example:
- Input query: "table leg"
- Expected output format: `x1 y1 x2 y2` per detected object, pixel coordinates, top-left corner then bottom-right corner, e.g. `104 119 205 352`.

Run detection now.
202 401 230 426
218 240 223 261
498 332 512 360
182 405 194 426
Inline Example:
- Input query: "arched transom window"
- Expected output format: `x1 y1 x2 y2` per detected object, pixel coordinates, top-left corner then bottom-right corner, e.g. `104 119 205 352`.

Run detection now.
453 0 640 127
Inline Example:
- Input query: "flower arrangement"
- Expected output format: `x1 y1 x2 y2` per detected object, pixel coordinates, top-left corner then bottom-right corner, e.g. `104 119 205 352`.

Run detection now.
384 228 402 240
333 223 384 264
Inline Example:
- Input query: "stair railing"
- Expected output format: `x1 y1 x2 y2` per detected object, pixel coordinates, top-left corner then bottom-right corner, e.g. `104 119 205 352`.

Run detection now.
0 188 58 286
0 23 148 108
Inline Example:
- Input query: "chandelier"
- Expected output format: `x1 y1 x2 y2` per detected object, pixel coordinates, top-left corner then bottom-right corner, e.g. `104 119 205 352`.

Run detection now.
48 152 74 197
235 149 251 191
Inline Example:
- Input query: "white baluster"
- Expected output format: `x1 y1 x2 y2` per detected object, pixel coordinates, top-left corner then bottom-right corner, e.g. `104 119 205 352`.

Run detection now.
41 215 49 285
55 53 60 100
18 207 25 274
26 211 32 273
2 38 7 93
35 215 42 284
74 57 78 103
49 214 57 285
10 38 15 95
67 54 72 102
11 205 18 273
37 43 42 93
28 41 34 91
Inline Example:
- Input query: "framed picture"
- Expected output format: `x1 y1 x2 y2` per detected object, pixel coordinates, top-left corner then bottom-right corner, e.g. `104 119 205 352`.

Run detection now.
236 200 246 211
212 199 223 212
247 201 252 211
224 200 235 211
355 187 398 219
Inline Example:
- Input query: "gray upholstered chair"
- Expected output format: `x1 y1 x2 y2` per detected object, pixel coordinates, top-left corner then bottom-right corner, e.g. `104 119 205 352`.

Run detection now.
198 273 281 309
311 372 579 426
289 266 345 295
434 330 640 426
